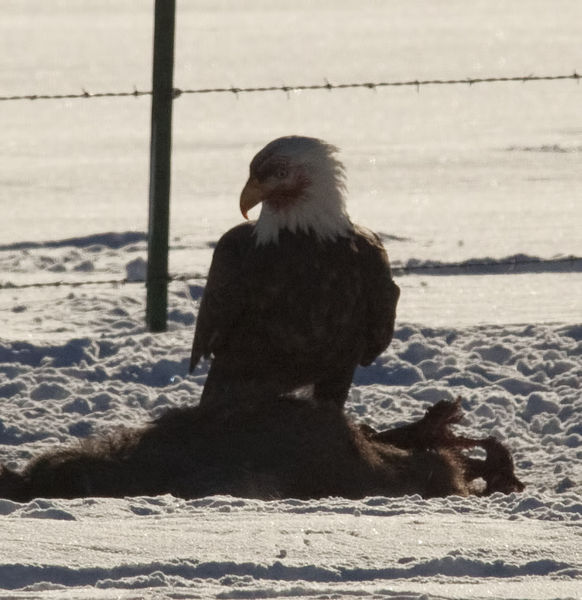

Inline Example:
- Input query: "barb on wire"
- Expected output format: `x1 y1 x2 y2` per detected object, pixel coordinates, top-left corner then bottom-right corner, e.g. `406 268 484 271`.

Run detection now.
1 256 580 292
0 72 579 103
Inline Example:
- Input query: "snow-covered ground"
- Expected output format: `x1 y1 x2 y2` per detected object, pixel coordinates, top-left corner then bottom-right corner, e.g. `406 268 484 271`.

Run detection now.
1 1 581 598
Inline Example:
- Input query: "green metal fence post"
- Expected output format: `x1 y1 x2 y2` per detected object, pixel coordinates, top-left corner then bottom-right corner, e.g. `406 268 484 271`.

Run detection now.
146 0 176 332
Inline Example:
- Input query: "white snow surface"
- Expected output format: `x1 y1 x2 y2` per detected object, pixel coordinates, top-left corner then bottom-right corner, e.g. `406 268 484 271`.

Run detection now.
1 1 582 598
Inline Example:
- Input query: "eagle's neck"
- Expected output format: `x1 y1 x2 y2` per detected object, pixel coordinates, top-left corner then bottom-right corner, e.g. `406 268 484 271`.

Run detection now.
253 174 353 246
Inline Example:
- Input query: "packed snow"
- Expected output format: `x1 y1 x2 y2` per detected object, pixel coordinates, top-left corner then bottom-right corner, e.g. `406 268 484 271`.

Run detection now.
1 1 581 598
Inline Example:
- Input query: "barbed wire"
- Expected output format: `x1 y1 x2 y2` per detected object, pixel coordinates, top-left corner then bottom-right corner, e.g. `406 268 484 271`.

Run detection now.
1 256 580 292
0 273 201 291
395 255 582 276
0 72 579 103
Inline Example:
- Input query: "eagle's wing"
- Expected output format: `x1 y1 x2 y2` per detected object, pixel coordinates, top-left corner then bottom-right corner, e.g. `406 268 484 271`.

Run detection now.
357 228 400 366
189 223 253 373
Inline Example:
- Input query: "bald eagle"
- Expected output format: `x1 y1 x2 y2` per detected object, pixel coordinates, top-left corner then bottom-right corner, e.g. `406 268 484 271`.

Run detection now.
190 136 400 407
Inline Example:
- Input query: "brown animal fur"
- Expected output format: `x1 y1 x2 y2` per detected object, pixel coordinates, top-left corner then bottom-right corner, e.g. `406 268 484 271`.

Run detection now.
0 397 523 502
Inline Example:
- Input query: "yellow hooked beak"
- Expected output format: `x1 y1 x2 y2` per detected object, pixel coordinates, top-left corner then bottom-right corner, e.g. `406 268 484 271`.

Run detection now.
240 177 264 219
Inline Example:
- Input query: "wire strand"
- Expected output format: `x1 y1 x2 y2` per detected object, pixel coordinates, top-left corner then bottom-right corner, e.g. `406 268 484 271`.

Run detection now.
1 72 579 102
1 256 580 291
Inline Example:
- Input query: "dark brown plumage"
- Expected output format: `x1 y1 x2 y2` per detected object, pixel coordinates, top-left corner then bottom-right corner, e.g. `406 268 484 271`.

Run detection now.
190 136 400 406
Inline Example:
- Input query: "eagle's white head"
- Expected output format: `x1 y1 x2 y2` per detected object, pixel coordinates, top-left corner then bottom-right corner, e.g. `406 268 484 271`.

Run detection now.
240 136 353 245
